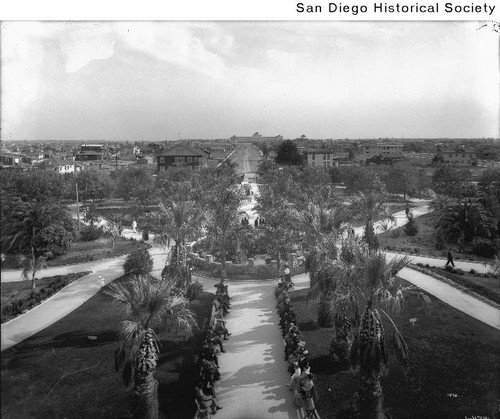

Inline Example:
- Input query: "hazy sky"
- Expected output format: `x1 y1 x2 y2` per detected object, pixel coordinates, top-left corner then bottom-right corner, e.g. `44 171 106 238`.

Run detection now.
1 21 499 141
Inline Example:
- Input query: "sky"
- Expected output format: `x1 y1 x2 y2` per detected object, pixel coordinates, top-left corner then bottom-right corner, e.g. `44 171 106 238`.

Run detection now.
1 21 499 141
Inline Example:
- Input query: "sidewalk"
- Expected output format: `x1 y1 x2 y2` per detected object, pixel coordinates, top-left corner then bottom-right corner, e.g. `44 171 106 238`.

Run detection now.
213 276 309 419
1 247 168 352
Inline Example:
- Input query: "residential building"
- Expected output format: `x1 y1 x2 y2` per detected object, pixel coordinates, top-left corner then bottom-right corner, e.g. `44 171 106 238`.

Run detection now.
355 143 404 164
305 149 351 167
434 144 477 167
157 144 204 171
74 144 105 161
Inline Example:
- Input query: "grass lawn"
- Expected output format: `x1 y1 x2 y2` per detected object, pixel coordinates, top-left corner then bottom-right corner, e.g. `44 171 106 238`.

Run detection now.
289 283 500 419
46 237 151 267
1 271 92 323
378 211 499 263
1 278 214 419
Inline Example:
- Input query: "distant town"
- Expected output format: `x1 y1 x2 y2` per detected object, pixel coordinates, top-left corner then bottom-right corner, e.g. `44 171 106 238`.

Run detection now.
1 134 499 174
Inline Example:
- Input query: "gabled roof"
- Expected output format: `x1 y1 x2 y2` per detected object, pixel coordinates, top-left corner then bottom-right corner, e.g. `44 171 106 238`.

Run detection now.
158 144 203 157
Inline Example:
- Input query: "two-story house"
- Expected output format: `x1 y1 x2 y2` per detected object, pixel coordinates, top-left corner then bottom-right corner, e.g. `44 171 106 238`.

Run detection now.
156 144 205 171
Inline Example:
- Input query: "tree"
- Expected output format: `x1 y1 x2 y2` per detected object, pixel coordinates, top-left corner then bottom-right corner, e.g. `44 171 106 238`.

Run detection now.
106 275 197 419
152 201 203 287
204 184 244 279
383 164 417 200
76 169 115 202
275 140 303 166
340 166 385 195
116 166 155 204
432 166 472 199
254 185 301 274
13 171 65 203
20 254 47 291
436 200 496 247
1 198 74 259
123 249 154 277
404 213 418 236
349 192 390 252
330 248 429 418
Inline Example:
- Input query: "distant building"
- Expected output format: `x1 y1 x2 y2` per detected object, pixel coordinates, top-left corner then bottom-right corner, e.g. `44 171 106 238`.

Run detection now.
157 144 204 171
305 149 351 167
434 144 477 167
74 144 105 161
231 132 283 144
39 158 83 174
355 143 404 164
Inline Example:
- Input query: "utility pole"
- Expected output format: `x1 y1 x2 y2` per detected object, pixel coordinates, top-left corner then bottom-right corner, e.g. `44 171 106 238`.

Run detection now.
75 181 81 232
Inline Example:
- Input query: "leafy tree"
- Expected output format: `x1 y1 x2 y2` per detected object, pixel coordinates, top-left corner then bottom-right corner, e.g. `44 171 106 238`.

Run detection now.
33 224 74 257
329 248 429 418
13 171 65 203
106 275 197 419
340 166 386 195
275 140 303 166
124 249 154 277
116 166 155 203
383 164 417 200
76 169 115 202
432 166 472 199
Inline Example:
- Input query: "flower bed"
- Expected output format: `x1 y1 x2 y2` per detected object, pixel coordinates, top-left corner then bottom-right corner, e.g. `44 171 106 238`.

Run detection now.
1 271 92 323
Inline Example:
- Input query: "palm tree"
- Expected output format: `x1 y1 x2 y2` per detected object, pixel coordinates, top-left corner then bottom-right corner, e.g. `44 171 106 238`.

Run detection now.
303 203 348 327
20 253 47 291
152 201 203 287
330 247 430 418
105 274 197 419
436 199 496 248
349 192 390 252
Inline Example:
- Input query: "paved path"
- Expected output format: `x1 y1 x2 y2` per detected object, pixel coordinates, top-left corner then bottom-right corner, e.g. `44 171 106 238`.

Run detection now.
214 275 310 419
1 247 169 352
397 267 500 330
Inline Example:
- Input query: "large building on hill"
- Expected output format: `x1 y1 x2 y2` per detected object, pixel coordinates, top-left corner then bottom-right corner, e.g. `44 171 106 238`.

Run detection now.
231 132 283 144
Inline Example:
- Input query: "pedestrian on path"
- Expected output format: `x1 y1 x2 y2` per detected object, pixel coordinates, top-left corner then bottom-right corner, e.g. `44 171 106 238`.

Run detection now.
445 248 455 267
132 220 137 233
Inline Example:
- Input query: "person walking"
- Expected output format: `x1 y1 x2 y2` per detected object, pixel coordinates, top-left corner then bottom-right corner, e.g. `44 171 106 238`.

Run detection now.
445 248 455 267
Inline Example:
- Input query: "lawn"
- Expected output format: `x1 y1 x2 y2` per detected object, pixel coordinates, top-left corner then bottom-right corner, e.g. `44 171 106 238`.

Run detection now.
289 283 500 419
46 236 151 267
0 278 214 419
378 211 499 263
1 271 92 323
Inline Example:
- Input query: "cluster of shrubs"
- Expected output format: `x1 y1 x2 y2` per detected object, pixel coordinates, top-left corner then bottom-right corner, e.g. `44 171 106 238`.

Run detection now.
194 281 231 415
1 271 91 323
385 245 421 254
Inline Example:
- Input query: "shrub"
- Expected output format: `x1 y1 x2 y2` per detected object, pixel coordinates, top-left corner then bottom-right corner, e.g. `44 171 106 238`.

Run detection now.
469 269 477 275
123 249 153 277
435 228 445 250
185 280 203 301
80 226 103 242
472 238 497 258
390 229 401 239
404 215 418 237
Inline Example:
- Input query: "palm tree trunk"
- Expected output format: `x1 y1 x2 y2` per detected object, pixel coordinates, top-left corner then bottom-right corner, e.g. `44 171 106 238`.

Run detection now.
133 331 159 419
358 370 384 419
221 233 227 280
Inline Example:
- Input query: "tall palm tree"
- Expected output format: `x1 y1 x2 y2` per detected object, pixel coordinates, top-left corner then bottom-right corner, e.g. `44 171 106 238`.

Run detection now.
330 247 430 418
152 201 203 287
106 274 197 419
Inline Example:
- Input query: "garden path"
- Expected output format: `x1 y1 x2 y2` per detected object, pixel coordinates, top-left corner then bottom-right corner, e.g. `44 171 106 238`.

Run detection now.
209 274 310 419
